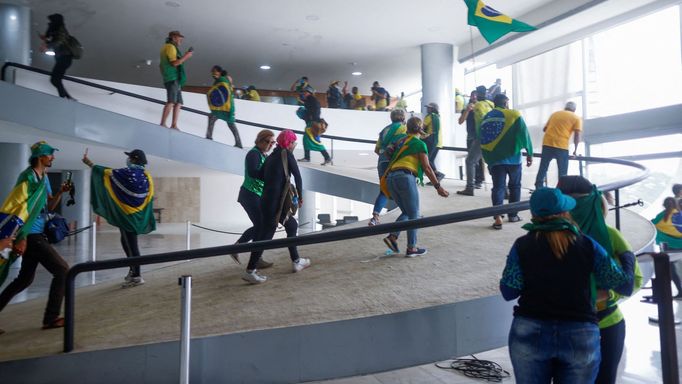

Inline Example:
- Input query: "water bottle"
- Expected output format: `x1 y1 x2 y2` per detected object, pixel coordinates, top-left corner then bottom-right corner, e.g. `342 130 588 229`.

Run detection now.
292 195 299 206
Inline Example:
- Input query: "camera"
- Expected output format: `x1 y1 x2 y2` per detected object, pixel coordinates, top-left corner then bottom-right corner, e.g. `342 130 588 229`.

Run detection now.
65 171 76 206
187 46 194 53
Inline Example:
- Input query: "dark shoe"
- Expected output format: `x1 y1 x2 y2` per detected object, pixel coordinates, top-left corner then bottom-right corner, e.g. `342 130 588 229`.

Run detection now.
456 188 474 196
234 142 243 149
42 317 65 330
321 159 332 166
508 215 522 223
298 158 310 162
383 235 399 253
492 223 503 230
405 247 428 258
206 136 213 140
257 258 274 269
474 183 483 189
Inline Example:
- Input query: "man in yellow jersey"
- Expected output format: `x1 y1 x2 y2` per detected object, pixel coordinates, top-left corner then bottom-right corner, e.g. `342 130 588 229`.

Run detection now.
534 101 582 190
159 31 193 130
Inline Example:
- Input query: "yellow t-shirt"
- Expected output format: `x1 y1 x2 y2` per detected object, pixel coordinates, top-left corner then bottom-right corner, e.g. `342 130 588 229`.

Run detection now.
247 90 261 102
390 154 420 175
542 110 582 150
473 100 494 131
161 44 177 63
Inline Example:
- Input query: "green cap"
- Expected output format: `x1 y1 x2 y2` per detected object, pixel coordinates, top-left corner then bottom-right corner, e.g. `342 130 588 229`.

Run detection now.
30 141 59 159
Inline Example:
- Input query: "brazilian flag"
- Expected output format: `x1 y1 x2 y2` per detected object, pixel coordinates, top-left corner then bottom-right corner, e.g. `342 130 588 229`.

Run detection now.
480 108 533 164
90 165 156 235
653 210 682 249
465 0 537 44
207 81 232 113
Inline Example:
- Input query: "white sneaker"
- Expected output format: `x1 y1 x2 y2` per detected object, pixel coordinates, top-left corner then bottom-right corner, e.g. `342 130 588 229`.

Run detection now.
292 258 311 272
242 270 267 284
121 276 144 288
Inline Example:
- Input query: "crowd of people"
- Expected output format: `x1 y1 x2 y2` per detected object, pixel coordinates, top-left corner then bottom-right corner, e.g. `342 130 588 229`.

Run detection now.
2 16 673 383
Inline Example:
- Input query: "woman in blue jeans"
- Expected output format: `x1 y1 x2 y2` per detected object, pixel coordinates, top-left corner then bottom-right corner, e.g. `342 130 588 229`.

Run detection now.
500 188 635 384
381 117 449 257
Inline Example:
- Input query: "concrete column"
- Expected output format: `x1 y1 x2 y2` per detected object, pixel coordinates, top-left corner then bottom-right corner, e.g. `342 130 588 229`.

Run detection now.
0 3 31 82
298 189 316 234
60 169 91 230
0 143 30 201
421 43 456 178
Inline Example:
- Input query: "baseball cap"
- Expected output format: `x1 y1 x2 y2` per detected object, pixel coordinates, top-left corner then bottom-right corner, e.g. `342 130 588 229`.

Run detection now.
30 141 58 159
530 188 576 217
124 149 148 165
425 102 439 111
476 85 487 96
168 30 184 38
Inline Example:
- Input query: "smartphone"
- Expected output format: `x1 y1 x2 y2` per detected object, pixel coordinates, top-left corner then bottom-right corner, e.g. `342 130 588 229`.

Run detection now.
187 46 194 52
65 171 72 183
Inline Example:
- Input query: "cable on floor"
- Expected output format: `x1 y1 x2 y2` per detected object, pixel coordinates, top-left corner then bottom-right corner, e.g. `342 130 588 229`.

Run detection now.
435 354 511 382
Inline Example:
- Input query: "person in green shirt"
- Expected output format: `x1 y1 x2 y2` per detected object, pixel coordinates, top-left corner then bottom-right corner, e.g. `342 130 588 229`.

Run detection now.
557 175 643 384
159 30 193 130
422 102 444 182
205 65 242 147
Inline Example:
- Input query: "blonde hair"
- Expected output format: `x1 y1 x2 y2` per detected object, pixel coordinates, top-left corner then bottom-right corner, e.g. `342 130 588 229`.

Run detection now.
254 129 274 145
533 212 578 259
406 117 422 134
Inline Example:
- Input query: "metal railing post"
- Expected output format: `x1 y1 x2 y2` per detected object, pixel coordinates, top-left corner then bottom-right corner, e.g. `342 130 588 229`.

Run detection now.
614 189 621 230
578 156 584 177
179 275 192 384
651 252 680 384
186 221 191 250
331 138 334 165
91 221 97 284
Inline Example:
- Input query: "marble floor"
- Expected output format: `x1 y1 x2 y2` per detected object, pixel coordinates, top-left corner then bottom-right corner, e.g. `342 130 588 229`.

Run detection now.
2 223 680 383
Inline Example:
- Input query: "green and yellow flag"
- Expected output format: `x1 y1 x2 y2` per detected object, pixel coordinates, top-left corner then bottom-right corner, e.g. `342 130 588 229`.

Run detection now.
465 0 537 44
480 108 533 164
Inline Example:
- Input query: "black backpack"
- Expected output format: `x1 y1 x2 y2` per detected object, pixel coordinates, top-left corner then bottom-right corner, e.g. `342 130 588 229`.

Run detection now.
65 35 83 59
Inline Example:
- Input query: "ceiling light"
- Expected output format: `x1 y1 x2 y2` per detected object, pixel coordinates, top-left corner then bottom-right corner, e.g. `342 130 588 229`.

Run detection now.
259 65 271 70
45 50 55 56
352 71 362 76
10 14 17 21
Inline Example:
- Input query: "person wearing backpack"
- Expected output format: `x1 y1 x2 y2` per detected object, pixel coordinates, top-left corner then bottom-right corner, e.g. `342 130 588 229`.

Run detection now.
0 142 71 334
39 14 76 100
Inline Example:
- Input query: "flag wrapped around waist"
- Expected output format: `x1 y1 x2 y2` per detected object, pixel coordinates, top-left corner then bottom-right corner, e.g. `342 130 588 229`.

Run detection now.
1 167 47 240
91 165 156 234
480 108 533 164
465 0 537 44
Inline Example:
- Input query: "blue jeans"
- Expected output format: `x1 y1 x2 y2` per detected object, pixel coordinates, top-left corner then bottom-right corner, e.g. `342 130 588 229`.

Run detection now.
386 171 420 247
372 159 390 214
534 145 569 190
509 316 601 384
490 164 522 217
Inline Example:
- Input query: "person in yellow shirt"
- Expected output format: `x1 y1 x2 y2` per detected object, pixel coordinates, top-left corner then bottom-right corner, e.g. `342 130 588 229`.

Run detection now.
245 85 261 102
422 102 444 181
534 101 582 190
159 31 193 130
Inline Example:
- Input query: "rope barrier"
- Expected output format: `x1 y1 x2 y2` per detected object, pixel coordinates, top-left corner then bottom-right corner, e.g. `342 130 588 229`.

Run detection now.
67 225 93 236
190 222 312 235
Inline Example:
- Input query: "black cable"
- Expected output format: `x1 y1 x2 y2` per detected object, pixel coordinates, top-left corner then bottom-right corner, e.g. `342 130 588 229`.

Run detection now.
67 225 93 236
435 355 511 382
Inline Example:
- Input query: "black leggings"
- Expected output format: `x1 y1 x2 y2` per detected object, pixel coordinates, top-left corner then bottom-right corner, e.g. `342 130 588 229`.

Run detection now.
595 319 626 384
51 55 73 98
236 188 262 244
303 148 331 161
0 234 68 324
206 115 242 147
246 192 300 270
120 229 141 277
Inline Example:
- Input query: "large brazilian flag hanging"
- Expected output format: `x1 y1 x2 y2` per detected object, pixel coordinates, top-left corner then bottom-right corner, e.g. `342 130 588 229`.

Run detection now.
464 0 537 44
480 108 533 164
91 165 156 235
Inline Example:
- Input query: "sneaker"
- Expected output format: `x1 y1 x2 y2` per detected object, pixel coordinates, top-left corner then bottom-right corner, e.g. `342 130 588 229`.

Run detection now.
292 257 311 272
242 270 267 284
508 215 522 223
124 270 134 283
405 248 428 258
456 188 474 196
298 158 310 162
321 159 333 166
121 276 145 288
474 183 483 189
257 258 274 269
42 317 65 330
230 253 241 265
383 235 399 253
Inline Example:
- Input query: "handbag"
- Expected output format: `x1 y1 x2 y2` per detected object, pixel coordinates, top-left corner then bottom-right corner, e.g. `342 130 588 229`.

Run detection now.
275 150 299 224
44 213 70 244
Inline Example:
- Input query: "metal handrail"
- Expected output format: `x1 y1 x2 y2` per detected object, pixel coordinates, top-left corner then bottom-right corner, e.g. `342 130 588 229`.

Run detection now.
0 62 652 356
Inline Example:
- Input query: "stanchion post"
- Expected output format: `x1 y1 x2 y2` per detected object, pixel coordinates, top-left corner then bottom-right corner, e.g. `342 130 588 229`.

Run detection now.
91 221 97 284
186 220 191 250
614 189 621 230
179 275 192 384
652 252 680 384
331 138 334 165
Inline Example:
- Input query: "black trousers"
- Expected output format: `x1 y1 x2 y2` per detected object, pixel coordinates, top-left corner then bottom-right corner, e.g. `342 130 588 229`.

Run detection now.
206 115 242 147
237 188 262 244
303 148 331 161
0 234 68 324
50 55 73 98
119 229 141 277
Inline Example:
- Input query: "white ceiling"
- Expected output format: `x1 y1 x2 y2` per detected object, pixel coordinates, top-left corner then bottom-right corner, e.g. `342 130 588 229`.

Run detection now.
24 0 556 95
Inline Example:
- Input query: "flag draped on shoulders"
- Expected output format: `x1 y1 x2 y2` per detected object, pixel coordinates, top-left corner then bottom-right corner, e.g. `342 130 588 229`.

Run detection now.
480 108 533 164
464 0 537 44
652 210 682 249
91 165 156 234
1 167 46 240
